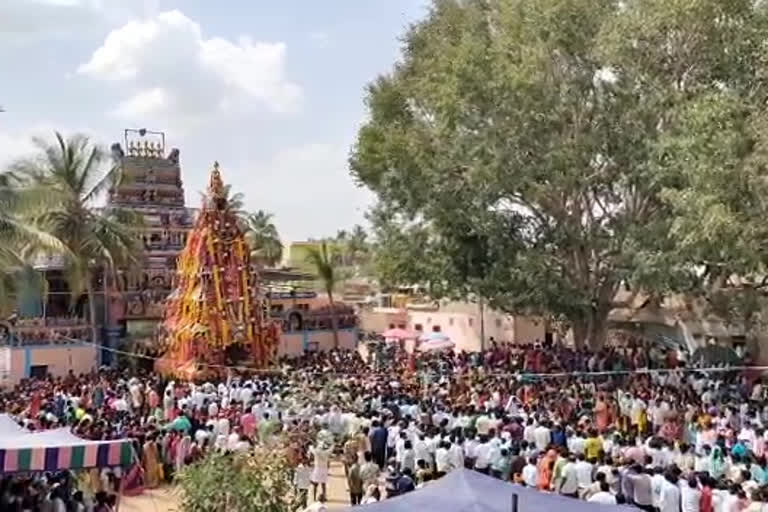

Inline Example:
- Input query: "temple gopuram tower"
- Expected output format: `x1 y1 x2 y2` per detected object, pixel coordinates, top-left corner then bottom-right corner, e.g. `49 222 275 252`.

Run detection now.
106 129 195 346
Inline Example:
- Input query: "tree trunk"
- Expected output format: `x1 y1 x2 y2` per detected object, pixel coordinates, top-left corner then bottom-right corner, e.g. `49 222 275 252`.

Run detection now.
570 306 611 350
86 277 99 346
586 307 610 350
572 317 588 349
328 289 339 349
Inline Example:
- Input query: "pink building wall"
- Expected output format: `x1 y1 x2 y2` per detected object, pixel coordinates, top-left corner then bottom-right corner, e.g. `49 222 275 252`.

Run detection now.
358 308 408 333
4 344 99 385
406 309 545 352
0 331 357 386
278 329 358 357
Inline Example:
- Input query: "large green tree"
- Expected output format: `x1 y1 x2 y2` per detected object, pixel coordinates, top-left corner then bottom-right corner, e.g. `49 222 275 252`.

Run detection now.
11 132 142 342
351 0 768 348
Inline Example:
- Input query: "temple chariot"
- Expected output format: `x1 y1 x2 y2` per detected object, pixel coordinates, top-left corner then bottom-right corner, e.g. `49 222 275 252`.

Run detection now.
155 163 280 377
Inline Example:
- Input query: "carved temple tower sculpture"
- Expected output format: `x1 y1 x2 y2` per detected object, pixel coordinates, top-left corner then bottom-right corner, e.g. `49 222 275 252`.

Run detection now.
107 129 195 345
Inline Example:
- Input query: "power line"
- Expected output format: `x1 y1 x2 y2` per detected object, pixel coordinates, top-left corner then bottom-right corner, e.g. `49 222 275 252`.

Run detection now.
55 334 762 379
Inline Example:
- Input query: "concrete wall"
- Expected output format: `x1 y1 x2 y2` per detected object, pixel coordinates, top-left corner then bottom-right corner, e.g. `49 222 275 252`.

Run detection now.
278 328 358 357
407 304 546 352
407 310 484 352
513 316 547 343
359 308 409 333
4 344 98 385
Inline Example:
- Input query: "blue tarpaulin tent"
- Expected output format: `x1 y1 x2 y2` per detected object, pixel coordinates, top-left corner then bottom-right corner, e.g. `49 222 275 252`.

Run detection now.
353 469 631 512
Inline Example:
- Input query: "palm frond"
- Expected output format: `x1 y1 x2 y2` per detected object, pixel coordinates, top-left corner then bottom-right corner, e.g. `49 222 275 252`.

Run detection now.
244 210 283 266
0 181 66 257
83 151 118 204
9 132 142 296
305 242 337 293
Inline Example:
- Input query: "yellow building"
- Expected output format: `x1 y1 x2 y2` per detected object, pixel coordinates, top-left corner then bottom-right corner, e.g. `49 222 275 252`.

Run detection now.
285 241 344 272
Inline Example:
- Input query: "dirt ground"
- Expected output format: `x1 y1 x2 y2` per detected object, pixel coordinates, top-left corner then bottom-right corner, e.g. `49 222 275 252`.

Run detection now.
120 460 352 512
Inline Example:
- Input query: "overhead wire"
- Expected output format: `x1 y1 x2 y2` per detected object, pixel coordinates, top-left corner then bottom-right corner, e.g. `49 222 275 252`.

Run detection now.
49 334 766 379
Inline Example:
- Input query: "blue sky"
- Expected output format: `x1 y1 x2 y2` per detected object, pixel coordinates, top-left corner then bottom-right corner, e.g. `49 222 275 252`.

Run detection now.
0 0 428 241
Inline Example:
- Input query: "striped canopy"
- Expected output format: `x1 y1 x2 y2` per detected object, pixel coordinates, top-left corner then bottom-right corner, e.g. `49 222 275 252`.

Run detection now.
0 415 134 474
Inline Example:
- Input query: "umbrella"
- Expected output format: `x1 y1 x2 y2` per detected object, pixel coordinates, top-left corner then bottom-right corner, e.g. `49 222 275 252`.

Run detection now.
382 327 416 340
419 331 450 342
418 338 455 352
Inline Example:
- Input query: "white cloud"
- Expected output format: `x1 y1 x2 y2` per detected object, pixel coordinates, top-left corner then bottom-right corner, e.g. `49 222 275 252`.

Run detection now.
0 123 67 168
78 10 303 129
232 142 373 242
0 132 37 168
113 88 168 118
0 0 146 43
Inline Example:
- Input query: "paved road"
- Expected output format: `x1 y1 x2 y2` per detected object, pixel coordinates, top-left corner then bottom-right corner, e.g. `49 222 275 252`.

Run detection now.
121 460 352 511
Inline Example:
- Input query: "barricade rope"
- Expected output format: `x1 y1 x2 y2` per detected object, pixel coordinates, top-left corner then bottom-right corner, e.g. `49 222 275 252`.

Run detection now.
54 334 768 379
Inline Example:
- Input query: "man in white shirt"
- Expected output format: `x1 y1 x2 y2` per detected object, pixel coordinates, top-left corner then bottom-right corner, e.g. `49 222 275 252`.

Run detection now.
475 413 491 436
505 396 520 416
695 443 713 471
208 400 218 418
738 422 757 452
387 421 401 458
523 418 536 446
194 425 212 448
659 474 681 512
650 467 665 510
558 455 579 497
464 434 479 468
414 434 432 467
473 436 492 474
533 421 551 453
522 457 538 487
327 405 345 436
240 385 253 405
217 416 230 437
568 430 586 455
588 482 617 505
680 476 701 512
448 437 464 470
574 454 593 494
435 441 451 475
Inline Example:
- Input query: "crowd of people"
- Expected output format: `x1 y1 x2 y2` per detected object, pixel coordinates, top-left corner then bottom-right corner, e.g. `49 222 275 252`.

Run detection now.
0 339 764 512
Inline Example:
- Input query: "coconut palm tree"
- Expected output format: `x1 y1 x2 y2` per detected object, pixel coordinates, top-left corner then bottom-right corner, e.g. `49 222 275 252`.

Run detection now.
347 224 369 267
11 132 142 343
305 241 340 348
244 210 283 267
0 247 48 318
0 172 64 317
334 229 350 266
0 172 63 269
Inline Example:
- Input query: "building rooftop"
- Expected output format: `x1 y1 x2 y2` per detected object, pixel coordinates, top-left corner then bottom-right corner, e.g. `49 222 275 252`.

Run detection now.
261 267 315 282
